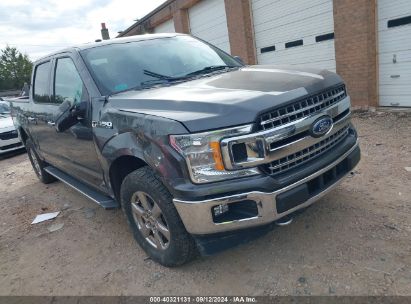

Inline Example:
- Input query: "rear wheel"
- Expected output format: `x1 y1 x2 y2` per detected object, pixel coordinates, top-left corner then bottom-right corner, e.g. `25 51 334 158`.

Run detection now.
26 139 56 184
120 166 197 266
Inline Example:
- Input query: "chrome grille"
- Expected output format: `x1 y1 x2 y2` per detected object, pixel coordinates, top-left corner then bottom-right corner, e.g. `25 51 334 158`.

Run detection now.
262 126 350 176
0 130 18 140
259 85 347 131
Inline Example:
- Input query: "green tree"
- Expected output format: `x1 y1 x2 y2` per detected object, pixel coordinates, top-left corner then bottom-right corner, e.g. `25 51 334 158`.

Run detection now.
0 46 33 91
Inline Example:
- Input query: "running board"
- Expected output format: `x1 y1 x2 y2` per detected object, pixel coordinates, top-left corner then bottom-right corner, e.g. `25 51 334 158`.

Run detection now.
44 166 119 209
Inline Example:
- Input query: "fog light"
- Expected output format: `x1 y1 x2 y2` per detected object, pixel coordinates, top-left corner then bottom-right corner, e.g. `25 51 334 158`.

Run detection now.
213 204 229 217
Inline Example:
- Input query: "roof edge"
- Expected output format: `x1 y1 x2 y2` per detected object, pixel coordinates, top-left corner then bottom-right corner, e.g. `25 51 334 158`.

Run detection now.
118 0 176 37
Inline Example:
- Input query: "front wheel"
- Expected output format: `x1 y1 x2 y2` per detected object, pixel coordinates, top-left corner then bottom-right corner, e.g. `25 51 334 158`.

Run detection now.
120 167 197 267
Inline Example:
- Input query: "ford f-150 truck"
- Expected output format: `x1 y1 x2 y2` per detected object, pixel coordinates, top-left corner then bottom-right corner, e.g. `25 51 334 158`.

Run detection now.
10 34 360 266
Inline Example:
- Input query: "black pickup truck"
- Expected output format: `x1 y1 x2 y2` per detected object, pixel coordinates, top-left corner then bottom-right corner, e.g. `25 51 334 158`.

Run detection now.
10 34 360 266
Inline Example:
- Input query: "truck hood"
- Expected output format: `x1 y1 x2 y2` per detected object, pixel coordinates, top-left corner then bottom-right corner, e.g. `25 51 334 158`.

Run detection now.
109 65 343 133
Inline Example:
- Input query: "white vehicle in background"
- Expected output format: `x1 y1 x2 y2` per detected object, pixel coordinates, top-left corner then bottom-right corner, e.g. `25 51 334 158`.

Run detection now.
0 99 24 154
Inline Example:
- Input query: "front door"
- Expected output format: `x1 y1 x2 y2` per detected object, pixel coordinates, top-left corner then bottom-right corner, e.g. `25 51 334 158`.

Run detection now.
38 56 103 188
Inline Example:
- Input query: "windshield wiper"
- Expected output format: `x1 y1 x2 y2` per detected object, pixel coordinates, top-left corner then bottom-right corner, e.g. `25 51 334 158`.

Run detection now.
140 79 175 87
111 65 236 95
143 69 185 81
141 69 190 88
109 70 186 96
184 65 237 77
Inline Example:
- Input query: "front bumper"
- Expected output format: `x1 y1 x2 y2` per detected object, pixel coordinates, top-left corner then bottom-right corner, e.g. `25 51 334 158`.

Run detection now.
174 141 360 235
0 130 23 154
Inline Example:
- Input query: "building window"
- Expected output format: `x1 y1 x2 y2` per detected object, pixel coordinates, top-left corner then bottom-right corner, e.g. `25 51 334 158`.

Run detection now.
388 15 411 28
285 39 303 49
261 45 276 54
316 33 335 42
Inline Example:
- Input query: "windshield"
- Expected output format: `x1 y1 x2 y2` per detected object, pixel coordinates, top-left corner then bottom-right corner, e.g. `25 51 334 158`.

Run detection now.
80 35 242 95
0 102 10 114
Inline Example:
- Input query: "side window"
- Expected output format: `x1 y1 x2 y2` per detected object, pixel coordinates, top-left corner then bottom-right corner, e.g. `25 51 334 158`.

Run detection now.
33 61 51 103
54 58 87 104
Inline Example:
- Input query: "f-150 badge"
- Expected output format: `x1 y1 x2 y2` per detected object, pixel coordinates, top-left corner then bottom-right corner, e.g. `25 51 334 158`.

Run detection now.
92 121 113 129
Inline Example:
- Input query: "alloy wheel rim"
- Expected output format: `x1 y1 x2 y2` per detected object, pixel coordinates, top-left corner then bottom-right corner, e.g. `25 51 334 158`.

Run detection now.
130 191 170 250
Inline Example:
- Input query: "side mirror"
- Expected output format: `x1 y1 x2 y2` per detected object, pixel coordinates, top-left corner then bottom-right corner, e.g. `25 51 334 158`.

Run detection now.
233 56 245 65
55 101 87 133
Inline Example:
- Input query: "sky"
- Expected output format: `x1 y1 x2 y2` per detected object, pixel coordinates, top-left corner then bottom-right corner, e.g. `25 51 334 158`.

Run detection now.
0 0 167 61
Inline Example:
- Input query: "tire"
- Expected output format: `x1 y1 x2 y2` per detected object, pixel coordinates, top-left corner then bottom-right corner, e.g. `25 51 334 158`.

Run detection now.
26 139 56 184
120 166 197 267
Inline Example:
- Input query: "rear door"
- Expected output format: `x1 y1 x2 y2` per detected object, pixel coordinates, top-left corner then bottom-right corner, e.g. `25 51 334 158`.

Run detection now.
37 54 104 188
29 59 55 153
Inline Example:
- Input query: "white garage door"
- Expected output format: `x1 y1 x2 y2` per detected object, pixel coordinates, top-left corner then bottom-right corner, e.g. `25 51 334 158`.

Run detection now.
188 0 231 53
378 0 411 107
251 0 336 71
153 19 175 33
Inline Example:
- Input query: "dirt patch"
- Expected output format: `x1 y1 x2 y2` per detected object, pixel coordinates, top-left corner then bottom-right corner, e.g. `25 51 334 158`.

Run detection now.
0 112 410 296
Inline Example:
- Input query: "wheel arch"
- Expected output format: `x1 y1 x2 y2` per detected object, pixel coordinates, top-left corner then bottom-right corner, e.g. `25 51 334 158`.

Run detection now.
109 155 148 204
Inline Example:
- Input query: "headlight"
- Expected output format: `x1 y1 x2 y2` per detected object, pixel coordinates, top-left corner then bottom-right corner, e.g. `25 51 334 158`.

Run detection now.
170 125 260 184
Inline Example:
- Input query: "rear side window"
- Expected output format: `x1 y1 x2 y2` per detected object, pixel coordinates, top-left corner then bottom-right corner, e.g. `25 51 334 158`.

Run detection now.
33 62 51 103
54 58 86 104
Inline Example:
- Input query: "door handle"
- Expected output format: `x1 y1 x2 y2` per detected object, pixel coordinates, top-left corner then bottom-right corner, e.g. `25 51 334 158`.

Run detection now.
47 121 56 126
390 75 400 78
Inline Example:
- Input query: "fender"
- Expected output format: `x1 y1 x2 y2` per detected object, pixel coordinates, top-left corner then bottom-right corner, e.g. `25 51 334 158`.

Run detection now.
100 127 189 194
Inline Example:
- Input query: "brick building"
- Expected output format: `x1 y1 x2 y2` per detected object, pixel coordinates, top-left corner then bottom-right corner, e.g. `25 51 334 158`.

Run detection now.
118 0 411 108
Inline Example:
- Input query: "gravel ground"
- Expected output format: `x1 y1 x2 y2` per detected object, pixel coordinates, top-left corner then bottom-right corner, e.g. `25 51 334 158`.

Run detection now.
0 112 410 296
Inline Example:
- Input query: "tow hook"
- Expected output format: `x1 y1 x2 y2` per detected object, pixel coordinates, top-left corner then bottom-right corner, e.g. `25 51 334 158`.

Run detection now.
275 215 294 226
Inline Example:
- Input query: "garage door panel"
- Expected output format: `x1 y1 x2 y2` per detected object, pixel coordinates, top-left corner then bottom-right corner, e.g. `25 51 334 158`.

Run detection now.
189 0 230 53
254 4 332 35
378 20 411 31
378 21 411 34
190 20 228 36
379 30 411 54
255 16 334 48
260 41 335 59
258 54 335 67
252 0 335 71
380 54 411 79
263 34 333 54
293 61 336 71
153 19 175 33
258 57 336 71
380 63 411 75
378 0 411 107
254 7 332 32
259 44 335 66
379 76 411 86
379 96 411 107
380 79 411 86
253 0 331 16
194 32 230 48
378 0 411 19
189 10 226 29
379 84 411 95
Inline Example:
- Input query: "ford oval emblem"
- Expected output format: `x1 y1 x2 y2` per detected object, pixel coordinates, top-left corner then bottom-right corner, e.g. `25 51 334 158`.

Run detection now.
310 116 333 138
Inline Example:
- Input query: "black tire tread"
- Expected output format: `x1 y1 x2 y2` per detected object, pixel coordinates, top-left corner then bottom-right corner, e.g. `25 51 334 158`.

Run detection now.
121 166 197 267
